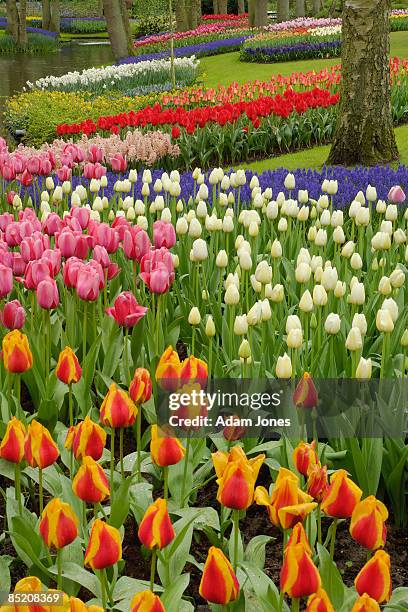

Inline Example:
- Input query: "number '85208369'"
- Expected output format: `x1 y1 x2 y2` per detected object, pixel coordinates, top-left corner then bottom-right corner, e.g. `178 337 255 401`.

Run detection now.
1 592 64 606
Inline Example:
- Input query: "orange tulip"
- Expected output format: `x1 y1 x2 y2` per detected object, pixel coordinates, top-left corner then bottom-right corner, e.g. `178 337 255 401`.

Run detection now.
2 330 33 373
155 346 181 390
69 597 104 612
351 594 381 612
293 372 318 408
4 577 48 612
307 464 329 502
65 416 106 461
354 550 392 603
130 591 165 612
179 355 208 387
24 420 59 469
129 367 152 404
72 456 110 504
212 445 264 510
280 542 321 598
55 346 82 384
100 383 137 428
84 519 122 570
0 417 26 463
286 523 312 556
39 498 78 549
293 440 319 477
150 424 185 466
255 467 316 529
138 498 175 550
321 469 362 518
199 546 239 605
350 496 388 550
306 588 334 612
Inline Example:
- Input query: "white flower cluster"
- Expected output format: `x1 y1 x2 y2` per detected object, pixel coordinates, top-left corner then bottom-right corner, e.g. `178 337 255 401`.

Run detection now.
26 56 200 93
308 25 342 37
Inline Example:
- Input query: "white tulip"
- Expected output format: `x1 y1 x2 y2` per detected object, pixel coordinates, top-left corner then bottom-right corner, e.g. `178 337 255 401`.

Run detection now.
205 315 216 337
352 313 367 336
247 302 263 326
234 315 248 336
376 309 394 333
287 328 303 349
299 290 314 313
271 240 282 258
284 173 295 190
382 297 398 322
325 313 341 334
348 282 365 305
176 217 188 235
238 339 251 360
270 284 284 302
366 185 377 202
276 353 292 378
312 285 328 306
225 284 240 305
189 218 202 238
389 268 405 288
295 262 312 284
346 327 363 351
378 276 392 296
356 357 372 380
350 253 363 270
216 250 228 268
255 261 272 284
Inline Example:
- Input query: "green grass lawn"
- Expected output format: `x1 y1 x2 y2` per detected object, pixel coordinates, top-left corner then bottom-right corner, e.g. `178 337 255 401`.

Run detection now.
200 31 408 88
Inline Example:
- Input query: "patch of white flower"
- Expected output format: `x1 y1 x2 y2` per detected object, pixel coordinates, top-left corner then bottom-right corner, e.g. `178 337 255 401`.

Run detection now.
308 25 342 37
25 56 200 94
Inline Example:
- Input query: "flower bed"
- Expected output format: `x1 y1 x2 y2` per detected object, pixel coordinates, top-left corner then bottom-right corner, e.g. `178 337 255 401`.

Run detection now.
241 38 341 63
25 56 200 96
0 159 407 609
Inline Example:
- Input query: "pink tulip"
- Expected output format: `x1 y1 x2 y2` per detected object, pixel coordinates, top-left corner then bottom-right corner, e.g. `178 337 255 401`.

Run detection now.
0 249 13 269
37 277 59 310
1 300 25 330
2 164 16 181
12 253 26 276
110 153 127 173
91 223 119 253
57 166 72 182
5 223 22 247
57 230 77 258
107 262 120 280
63 257 84 288
0 264 13 298
39 158 53 176
86 260 105 289
93 162 107 179
27 156 41 175
92 245 110 268
0 212 14 231
140 247 175 294
106 291 148 327
42 249 62 276
23 260 52 290
71 206 90 230
43 213 64 236
388 185 406 203
76 266 100 301
20 169 33 187
111 216 130 241
12 156 26 174
20 235 50 263
123 226 151 262
88 145 103 163
153 220 176 249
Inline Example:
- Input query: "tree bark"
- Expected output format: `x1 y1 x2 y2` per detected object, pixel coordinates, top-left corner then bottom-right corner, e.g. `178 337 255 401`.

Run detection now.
42 0 51 29
17 0 27 45
6 0 19 40
103 0 129 59
328 0 398 166
119 0 133 53
196 0 202 25
277 0 289 22
218 0 228 14
296 0 306 17
255 0 268 26
312 0 321 14
176 0 188 31
238 0 245 13
49 0 61 33
248 0 256 26
213 0 219 13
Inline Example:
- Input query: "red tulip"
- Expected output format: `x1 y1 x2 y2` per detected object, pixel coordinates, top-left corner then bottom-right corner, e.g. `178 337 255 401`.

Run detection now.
106 291 148 327
293 372 318 408
1 299 25 329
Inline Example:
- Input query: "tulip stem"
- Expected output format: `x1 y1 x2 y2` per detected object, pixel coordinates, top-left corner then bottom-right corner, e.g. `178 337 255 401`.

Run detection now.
56 548 62 590
110 428 115 501
14 462 22 515
317 504 322 546
99 569 107 609
380 332 390 380
136 408 142 483
68 382 73 428
14 374 22 420
329 518 338 561
83 301 87 362
180 436 191 507
38 467 44 516
119 428 124 479
232 509 240 571
124 327 130 386
291 598 300 612
163 466 169 501
150 549 157 592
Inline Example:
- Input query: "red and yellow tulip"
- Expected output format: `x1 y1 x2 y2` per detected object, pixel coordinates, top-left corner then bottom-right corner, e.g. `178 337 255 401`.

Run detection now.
138 498 175 550
199 546 239 605
350 496 388 550
321 469 362 518
39 498 78 549
65 416 106 461
351 594 381 612
306 588 334 612
307 464 329 502
293 372 318 408
280 542 321 598
212 445 264 510
354 550 392 603
99 383 137 428
293 440 319 477
24 420 59 469
69 597 104 612
179 355 208 387
130 591 165 612
0 417 26 463
286 523 312 556
129 367 153 404
255 467 316 529
2 330 33 373
150 424 185 466
155 346 181 390
72 456 110 504
84 519 122 570
55 346 82 384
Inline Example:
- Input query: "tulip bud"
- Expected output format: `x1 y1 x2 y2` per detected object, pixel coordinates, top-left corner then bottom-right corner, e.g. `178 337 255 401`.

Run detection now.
39 498 78 550
131 591 165 612
376 309 394 333
276 353 292 378
299 290 313 313
225 284 240 306
351 594 381 612
129 368 152 405
306 588 334 612
72 456 110 503
0 417 26 464
401 329 408 347
150 424 185 466
84 519 122 570
238 338 251 359
325 313 341 335
354 550 391 603
321 469 362 518
56 346 82 385
138 498 175 550
188 307 201 326
199 546 239 605
205 315 216 338
293 441 318 477
24 420 59 468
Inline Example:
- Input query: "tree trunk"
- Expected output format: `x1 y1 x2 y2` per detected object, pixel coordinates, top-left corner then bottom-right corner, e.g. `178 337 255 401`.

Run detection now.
296 0 305 17
6 0 19 40
119 0 133 53
328 0 398 166
312 0 321 14
176 0 188 31
42 0 51 29
213 0 219 13
277 0 289 22
49 0 61 33
218 0 228 14
103 0 129 59
255 0 268 26
248 0 256 26
185 0 198 28
196 0 202 25
17 0 27 45
238 0 245 13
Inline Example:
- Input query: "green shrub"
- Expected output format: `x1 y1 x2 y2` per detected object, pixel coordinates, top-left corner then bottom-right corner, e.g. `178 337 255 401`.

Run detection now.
132 14 169 37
